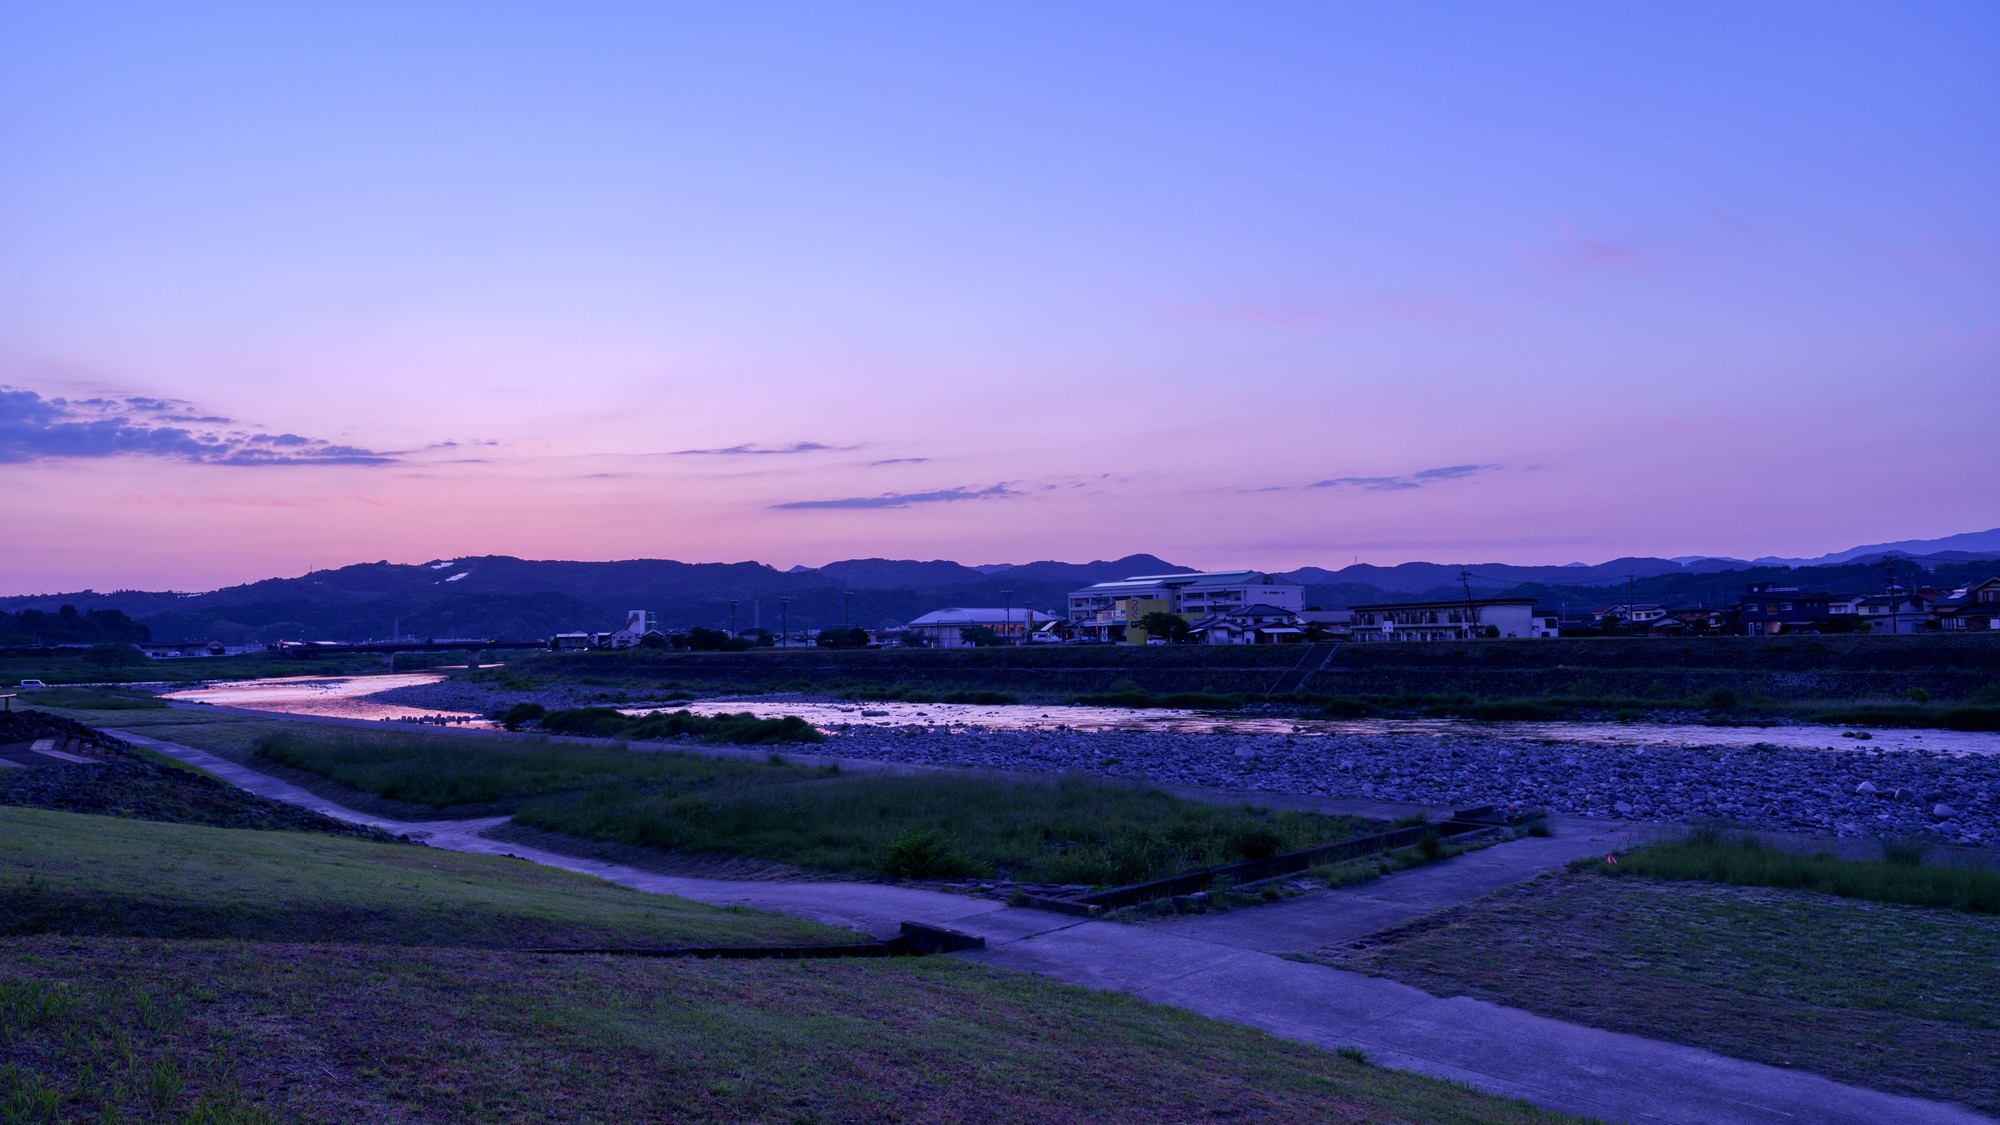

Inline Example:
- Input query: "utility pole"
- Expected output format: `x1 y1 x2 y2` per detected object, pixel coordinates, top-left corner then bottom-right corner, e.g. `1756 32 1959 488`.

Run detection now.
728 600 738 638
842 591 853 628
1003 590 1014 644
1457 569 1476 639
1627 574 1637 633
780 596 790 649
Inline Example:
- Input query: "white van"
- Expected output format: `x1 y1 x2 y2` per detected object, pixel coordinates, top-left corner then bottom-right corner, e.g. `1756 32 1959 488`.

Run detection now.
18 680 47 689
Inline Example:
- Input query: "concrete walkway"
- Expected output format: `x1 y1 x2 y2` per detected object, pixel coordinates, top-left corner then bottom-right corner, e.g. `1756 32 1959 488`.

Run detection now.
114 728 1994 1125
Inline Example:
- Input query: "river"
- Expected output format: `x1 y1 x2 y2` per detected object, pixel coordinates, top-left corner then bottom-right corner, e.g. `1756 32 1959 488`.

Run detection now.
155 672 2000 757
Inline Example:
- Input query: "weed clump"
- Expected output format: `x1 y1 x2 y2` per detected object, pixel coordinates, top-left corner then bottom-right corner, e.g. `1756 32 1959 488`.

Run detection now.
881 830 979 879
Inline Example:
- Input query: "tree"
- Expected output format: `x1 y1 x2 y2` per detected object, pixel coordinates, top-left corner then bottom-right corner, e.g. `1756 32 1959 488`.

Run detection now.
957 626 1004 647
84 643 146 668
1134 612 1190 644
687 627 752 651
817 627 872 649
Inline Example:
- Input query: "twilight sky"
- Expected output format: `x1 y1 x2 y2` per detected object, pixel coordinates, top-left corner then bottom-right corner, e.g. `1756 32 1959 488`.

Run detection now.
2 2 1996 594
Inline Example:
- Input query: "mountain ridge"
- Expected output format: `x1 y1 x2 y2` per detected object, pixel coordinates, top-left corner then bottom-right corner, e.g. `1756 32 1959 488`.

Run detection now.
3 531 1994 645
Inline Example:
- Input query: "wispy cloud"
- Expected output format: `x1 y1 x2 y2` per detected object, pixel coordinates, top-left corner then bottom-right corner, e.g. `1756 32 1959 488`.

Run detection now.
672 441 857 456
0 387 394 466
773 484 1018 510
1246 463 1501 493
867 457 930 466
1310 464 1499 491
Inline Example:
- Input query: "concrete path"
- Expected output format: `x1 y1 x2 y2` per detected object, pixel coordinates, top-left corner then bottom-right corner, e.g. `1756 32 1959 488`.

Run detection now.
114 728 1994 1125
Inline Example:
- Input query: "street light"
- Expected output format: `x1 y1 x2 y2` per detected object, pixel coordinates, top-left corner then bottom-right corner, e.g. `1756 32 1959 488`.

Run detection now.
1002 590 1014 645
728 599 738 638
843 590 853 628
780 596 791 648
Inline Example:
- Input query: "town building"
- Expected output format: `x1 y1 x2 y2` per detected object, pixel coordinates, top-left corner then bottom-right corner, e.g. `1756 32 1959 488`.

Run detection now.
1188 604 1307 645
1067 571 1304 643
904 606 1054 648
1930 578 2000 631
1348 598 1557 641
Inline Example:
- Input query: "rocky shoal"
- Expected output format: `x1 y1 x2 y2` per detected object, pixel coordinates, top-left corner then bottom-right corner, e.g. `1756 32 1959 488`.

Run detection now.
815 725 1997 847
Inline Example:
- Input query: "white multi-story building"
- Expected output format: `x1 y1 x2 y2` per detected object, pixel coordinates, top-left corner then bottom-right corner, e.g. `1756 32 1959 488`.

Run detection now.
1067 571 1304 643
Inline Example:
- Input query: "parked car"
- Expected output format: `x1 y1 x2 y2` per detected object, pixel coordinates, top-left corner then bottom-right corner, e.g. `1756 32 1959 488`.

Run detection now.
19 679 47 689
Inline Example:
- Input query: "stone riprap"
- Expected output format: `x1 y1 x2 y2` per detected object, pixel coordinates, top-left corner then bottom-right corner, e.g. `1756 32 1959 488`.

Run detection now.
816 725 1999 847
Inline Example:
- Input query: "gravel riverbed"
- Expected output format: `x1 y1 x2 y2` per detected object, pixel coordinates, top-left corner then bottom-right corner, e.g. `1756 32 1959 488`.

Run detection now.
373 680 1999 846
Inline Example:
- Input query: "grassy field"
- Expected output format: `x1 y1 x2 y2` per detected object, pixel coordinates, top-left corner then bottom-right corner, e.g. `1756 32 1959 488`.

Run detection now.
1326 869 2000 1115
0 805 848 948
246 723 1374 885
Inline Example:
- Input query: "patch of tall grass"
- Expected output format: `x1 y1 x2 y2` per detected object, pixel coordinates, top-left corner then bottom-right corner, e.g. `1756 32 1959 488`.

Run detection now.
253 728 826 807
516 775 1372 885
1593 829 2000 914
537 707 823 744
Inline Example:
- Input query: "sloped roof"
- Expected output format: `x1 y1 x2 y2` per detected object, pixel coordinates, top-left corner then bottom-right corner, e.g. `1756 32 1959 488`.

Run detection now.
906 607 1055 627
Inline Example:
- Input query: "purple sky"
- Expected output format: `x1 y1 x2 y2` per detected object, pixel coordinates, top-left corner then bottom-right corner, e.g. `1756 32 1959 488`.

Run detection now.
2 3 1996 593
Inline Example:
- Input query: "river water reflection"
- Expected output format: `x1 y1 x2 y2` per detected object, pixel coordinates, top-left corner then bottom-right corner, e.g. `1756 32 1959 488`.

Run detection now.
155 673 1999 756
159 674 489 725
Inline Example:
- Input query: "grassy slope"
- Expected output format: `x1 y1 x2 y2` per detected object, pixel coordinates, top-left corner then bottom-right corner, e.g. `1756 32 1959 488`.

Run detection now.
1330 871 2000 1115
0 806 847 948
0 938 1586 1125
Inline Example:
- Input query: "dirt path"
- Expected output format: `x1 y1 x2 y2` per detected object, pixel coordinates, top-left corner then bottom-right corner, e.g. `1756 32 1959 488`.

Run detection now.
112 727 1995 1125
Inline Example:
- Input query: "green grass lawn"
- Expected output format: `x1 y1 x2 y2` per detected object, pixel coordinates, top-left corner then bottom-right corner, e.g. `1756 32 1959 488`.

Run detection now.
0 806 849 949
1324 870 2000 1115
0 938 1587 1125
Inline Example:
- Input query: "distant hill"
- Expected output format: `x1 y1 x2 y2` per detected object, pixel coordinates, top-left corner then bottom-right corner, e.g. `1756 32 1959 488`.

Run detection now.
3 533 1994 644
1749 526 2000 567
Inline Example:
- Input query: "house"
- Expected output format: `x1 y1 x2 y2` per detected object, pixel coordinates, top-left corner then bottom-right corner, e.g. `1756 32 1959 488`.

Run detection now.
1348 599 1557 641
1067 571 1304 643
1594 603 1670 627
1928 578 2000 632
549 632 593 652
1851 587 1934 634
1735 585 1835 635
1188 604 1307 645
1663 603 1729 633
905 606 1055 648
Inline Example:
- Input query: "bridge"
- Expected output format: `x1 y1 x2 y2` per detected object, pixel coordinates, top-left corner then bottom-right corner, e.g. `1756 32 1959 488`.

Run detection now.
275 640 552 666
